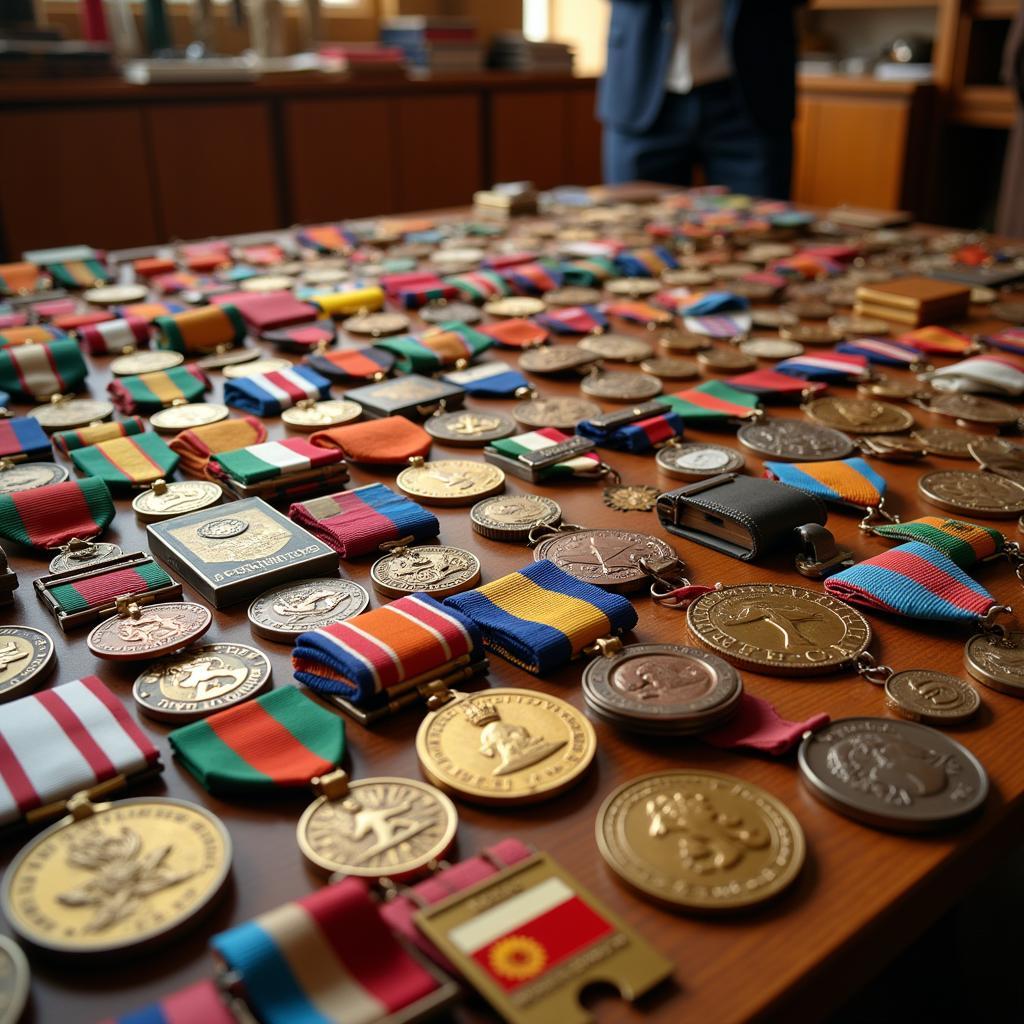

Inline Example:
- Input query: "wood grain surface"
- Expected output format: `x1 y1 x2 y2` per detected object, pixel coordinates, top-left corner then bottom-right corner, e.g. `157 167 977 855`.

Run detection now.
3 211 1024 1024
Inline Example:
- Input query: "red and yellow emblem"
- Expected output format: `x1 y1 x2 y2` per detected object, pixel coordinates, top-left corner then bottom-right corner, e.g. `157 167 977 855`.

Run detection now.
488 935 548 983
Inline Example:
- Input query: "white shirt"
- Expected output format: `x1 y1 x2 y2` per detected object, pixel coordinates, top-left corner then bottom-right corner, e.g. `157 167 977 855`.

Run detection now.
664 0 732 94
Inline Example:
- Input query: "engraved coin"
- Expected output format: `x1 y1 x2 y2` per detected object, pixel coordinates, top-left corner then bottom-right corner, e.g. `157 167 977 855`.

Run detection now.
597 771 805 910
638 356 699 379
964 631 1024 697
0 934 29 1024
197 348 261 370
48 540 123 574
797 717 988 830
0 626 55 703
420 301 482 325
470 494 562 541
132 480 223 523
696 347 756 372
658 329 711 353
512 397 602 430
2 796 232 954
656 442 746 479
110 350 184 376
883 670 980 726
687 583 872 676
82 284 148 305
804 396 915 435
416 688 597 805
0 462 68 494
580 370 663 401
149 403 229 433
542 286 603 306
396 459 505 506
28 399 114 432
605 277 660 298
341 311 411 337
918 470 1024 518
221 357 293 379
482 296 546 318
248 578 369 641
297 777 458 879
281 399 362 431
738 338 804 360
737 418 855 461
910 427 980 459
578 333 653 363
534 528 676 592
518 345 600 375
133 642 271 722
922 392 1021 427
88 602 213 661
425 410 516 446
371 544 481 599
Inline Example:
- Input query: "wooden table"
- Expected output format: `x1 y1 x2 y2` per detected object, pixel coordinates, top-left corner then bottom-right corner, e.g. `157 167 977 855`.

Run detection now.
3 210 1024 1024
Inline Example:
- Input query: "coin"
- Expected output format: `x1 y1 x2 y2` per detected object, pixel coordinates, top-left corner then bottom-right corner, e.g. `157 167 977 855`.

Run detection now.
750 308 798 329
605 277 660 298
197 348 261 370
533 528 676 593
371 544 481 598
922 392 1021 427
239 274 295 292
297 777 458 879
0 462 68 494
303 267 349 287
797 717 988 831
596 770 805 910
341 311 411 336
883 670 980 726
416 688 596 805
513 396 602 430
420 300 482 325
658 329 711 353
0 626 55 703
783 300 834 320
696 347 756 372
425 410 516 446
542 286 603 306
396 458 505 506
483 296 546 318
964 631 1024 697
638 356 699 379
149 403 230 433
518 345 600 375
910 427 980 459
779 324 840 345
737 418 855 461
656 442 746 479
739 338 804 360
470 494 562 541
110 350 184 376
580 370 662 401
132 480 223 522
28 399 114 432
578 333 653 362
88 602 213 661
687 583 871 676
918 470 1024 518
857 376 928 401
968 439 1024 483
132 642 272 722
48 539 123 574
221 357 293 379
281 399 362 431
0 934 29 1024
2 795 231 954
82 284 148 305
804 396 915 434
247 578 370 641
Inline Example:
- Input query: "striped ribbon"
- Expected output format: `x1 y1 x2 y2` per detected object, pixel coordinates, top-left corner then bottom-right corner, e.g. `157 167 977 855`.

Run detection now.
836 337 923 367
212 879 442 1024
726 368 826 399
223 365 331 416
764 457 886 510
502 260 562 296
0 417 50 461
615 246 678 276
662 380 760 422
292 594 482 705
444 269 510 302
154 305 247 354
683 313 753 337
78 316 151 355
899 326 973 354
985 327 1024 356
31 297 75 319
0 325 65 348
441 360 530 397
774 351 869 382
824 541 996 623
0 676 160 825
52 416 146 455
108 364 210 414
308 345 395 382
577 409 684 453
169 688 345 794
0 339 88 399
311 286 385 319
658 289 746 316
0 313 26 329
535 305 608 335
483 253 535 271
296 223 355 253
100 981 235 1024
488 428 602 479
604 299 673 325
309 417 431 464
0 262 47 296
47 559 173 614
375 324 492 374
869 516 1004 568
46 258 110 288
69 433 180 491
289 482 438 557
561 256 618 286
117 300 187 321
476 318 549 349
444 559 639 674
0 477 114 549
396 279 458 309
152 271 200 296
211 438 343 485
169 416 267 478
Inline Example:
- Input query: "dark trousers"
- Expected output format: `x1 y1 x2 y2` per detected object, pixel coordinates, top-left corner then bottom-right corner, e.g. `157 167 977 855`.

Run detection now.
603 79 793 199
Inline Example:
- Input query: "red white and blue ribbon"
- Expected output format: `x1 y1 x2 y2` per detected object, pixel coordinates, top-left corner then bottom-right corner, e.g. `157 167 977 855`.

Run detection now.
224 365 332 415
774 350 869 383
535 305 609 335
836 337 924 367
577 409 684 453
100 981 235 1024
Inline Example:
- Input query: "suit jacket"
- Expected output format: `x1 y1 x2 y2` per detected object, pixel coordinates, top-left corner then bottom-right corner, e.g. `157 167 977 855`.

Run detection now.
597 0 801 135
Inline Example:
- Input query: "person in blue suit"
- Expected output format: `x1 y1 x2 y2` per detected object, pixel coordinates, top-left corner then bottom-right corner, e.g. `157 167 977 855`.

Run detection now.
598 0 802 198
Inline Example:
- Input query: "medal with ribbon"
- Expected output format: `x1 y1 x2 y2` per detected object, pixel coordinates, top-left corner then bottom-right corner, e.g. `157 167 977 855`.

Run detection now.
774 351 870 383
764 457 890 514
0 417 51 462
616 245 677 276
262 319 336 353
375 324 492 374
45 257 110 289
899 325 974 355
0 339 88 400
662 380 761 423
0 477 114 552
440 361 532 398
223 365 331 416
502 259 562 295
108 364 211 414
485 428 606 482
309 416 431 464
836 337 928 368
296 223 355 253
70 433 181 492
168 415 267 477
985 327 1024 356
577 401 685 453
862 515 1004 568
604 299 674 326
683 313 752 338
307 345 395 381
535 305 608 335
52 416 146 456
311 285 385 319
726 368 826 402
443 269 509 302
78 316 151 355
924 354 1024 396
209 437 347 500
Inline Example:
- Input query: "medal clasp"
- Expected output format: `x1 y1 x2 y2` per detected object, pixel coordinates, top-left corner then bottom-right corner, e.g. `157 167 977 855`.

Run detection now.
795 523 855 578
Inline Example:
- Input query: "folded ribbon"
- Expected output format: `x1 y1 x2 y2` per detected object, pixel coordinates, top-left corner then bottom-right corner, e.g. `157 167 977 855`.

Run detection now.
223 365 331 415
169 415 267 477
0 477 114 549
309 416 431 464
69 433 180 491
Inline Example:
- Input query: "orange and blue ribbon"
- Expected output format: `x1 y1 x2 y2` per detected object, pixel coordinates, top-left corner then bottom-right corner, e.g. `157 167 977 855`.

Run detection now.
764 458 886 510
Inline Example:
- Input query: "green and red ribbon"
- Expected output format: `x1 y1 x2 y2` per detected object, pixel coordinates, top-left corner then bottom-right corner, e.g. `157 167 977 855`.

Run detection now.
662 380 761 423
0 477 114 550
70 433 180 491
48 559 173 614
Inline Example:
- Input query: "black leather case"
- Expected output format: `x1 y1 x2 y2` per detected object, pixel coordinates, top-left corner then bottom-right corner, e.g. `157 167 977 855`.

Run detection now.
656 473 828 562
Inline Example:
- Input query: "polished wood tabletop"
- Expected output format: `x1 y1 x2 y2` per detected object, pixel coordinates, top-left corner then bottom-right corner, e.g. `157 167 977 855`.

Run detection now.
3 207 1024 1024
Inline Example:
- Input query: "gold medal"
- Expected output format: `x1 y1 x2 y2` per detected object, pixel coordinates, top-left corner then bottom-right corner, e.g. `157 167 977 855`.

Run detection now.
2 795 231 955
132 479 223 523
0 626 55 703
341 311 411 337
281 399 362 431
28 398 114 432
604 276 660 297
483 296 546 318
596 770 805 910
110 350 184 376
149 403 229 433
416 689 596 805
222 357 293 379
883 670 981 725
397 457 505 506
804 396 915 434
371 543 481 599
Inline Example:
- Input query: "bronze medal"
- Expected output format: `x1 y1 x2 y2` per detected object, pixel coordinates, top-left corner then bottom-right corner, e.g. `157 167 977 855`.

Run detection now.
883 669 981 726
87 601 213 661
638 355 699 379
48 538 123 574
28 399 114 432
921 392 1021 428
341 311 410 337
696 347 756 372
370 543 481 599
737 418 855 461
470 494 561 541
149 403 230 433
281 399 362 431
396 458 505 506
533 528 676 592
221 357 293 379
964 631 1024 697
512 396 601 430
738 338 804 360
804 396 915 434
425 410 516 446
482 296 546 318
580 370 662 401
779 323 840 345
578 333 654 363
0 462 68 494
518 345 601 375
910 426 980 459
110 350 184 376
0 626 56 704
918 470 1024 518
247 578 370 641
658 328 712 353
132 479 223 523
656 442 745 479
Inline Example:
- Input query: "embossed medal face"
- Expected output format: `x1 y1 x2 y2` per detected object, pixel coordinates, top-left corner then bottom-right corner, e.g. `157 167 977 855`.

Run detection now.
0 461 68 494
483 296 546 318
910 427 980 459
738 338 804 360
804 396 915 434
687 583 872 676
580 370 662 401
149 403 230 433
110 350 185 376
297 777 458 878
420 300 482 325
578 333 654 363
512 396 601 430
533 528 676 592
2 797 232 954
425 410 516 446
281 399 362 431
918 470 1024 518
797 717 988 830
656 442 746 479
964 631 1024 697
396 459 505 506
132 480 223 522
416 689 597 805
28 399 114 432
0 934 29 1024
88 602 213 661
221 357 293 379
48 540 123 574
924 392 1021 426
132 642 272 721
696 347 756 372
470 494 562 540
518 345 601 375
0 626 55 703
737 418 855 461
596 771 805 910
883 670 981 726
247 578 369 640
370 544 481 598
341 311 411 336
638 356 699 379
